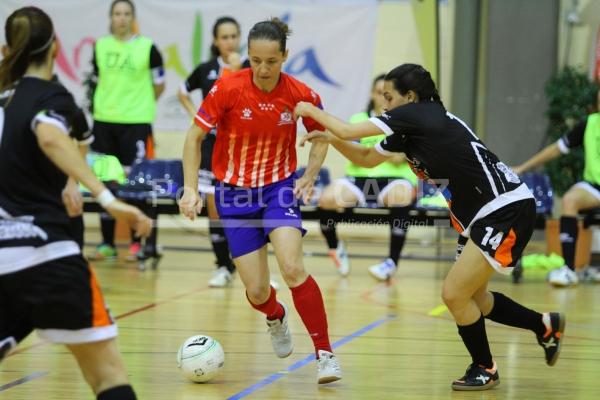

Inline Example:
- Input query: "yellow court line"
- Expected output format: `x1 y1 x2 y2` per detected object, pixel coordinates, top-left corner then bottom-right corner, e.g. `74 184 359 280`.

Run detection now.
428 304 448 317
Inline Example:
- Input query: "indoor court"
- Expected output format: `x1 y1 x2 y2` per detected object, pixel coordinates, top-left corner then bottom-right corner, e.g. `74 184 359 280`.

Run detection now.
2 228 599 399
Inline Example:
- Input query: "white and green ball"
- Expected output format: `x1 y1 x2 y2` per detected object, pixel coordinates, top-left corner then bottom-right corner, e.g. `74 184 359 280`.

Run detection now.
176 335 225 383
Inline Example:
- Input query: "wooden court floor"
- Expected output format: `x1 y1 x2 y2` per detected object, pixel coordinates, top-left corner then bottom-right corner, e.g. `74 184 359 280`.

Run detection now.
2 230 600 399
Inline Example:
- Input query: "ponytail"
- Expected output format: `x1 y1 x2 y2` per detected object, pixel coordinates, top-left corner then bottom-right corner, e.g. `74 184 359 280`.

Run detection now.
0 7 54 91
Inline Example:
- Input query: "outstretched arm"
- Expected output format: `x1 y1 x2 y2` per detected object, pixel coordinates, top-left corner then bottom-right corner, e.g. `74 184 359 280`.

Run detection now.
513 142 561 174
179 124 207 219
294 102 383 140
301 131 390 168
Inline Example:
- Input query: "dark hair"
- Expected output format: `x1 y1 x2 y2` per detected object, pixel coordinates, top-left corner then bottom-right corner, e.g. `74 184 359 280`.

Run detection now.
385 63 443 107
110 0 135 16
366 73 387 115
248 17 291 53
0 7 54 91
210 16 241 59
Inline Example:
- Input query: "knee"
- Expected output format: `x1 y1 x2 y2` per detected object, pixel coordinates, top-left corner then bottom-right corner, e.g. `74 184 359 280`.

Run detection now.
441 283 466 311
318 191 338 209
279 260 306 286
246 283 271 305
561 192 580 215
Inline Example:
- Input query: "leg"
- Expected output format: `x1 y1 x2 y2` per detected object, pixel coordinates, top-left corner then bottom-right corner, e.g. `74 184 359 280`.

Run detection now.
67 339 135 398
269 227 332 354
442 240 498 390
560 185 600 270
381 180 414 265
318 180 359 275
207 193 235 274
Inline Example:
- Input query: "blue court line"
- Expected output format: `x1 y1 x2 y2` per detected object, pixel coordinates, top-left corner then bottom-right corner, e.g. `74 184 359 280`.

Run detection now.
0 371 48 392
227 314 395 400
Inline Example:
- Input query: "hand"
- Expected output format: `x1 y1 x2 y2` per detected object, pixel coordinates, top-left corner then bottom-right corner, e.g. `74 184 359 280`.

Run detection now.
104 200 153 238
299 130 334 147
62 178 83 217
178 187 203 220
294 174 316 204
511 165 524 175
293 101 315 121
227 52 242 71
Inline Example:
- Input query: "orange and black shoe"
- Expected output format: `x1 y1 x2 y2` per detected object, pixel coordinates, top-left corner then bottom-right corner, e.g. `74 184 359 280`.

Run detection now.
537 312 566 366
451 361 499 391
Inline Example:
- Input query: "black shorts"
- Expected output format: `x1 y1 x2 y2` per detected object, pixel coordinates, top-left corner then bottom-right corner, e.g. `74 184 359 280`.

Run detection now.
469 199 536 274
0 255 116 345
91 121 152 167
199 133 216 194
344 176 414 206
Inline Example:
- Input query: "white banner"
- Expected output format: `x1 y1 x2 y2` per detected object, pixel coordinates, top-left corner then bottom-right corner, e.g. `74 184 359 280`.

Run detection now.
0 0 377 131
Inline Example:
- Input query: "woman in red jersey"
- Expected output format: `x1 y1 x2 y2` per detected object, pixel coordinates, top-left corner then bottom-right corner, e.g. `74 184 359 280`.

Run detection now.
179 18 341 384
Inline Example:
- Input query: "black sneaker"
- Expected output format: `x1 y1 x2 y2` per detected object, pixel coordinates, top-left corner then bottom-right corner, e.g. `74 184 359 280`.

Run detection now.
537 312 566 366
451 361 499 391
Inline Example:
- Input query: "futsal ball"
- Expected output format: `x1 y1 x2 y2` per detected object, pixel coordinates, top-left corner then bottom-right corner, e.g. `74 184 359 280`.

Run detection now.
176 335 225 383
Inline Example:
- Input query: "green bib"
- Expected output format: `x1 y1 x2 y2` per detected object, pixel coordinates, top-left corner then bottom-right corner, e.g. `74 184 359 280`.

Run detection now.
344 112 417 184
93 35 156 123
584 113 600 184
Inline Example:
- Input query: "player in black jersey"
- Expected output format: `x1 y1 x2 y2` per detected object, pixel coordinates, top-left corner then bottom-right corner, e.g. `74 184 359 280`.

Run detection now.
177 17 250 288
295 63 565 391
0 7 152 400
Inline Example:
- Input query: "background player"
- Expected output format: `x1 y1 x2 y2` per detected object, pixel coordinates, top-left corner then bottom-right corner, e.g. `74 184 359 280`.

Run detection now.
89 0 165 262
179 18 342 384
295 63 564 391
514 88 600 286
318 73 417 279
0 7 152 399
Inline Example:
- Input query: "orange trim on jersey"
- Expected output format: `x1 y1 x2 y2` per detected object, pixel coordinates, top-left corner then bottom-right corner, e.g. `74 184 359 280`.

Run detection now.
146 135 155 159
495 228 516 266
449 214 464 234
88 265 112 327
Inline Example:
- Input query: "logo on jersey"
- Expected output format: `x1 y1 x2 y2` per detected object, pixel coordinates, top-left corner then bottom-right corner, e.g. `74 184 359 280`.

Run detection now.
0 217 48 241
284 208 298 218
258 103 275 111
381 112 391 120
278 108 294 126
207 69 218 80
496 162 520 184
241 108 252 120
209 84 218 96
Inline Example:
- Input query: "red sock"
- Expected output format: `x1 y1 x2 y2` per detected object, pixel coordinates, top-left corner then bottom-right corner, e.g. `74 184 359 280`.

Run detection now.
290 275 333 355
247 286 284 321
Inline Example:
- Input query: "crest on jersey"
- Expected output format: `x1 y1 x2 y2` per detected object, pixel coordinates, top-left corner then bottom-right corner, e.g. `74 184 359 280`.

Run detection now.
209 84 218 96
241 108 252 120
278 108 294 126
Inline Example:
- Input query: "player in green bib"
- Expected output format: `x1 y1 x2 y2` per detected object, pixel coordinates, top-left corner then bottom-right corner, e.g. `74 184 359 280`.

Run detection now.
318 74 417 280
514 88 600 286
89 0 165 261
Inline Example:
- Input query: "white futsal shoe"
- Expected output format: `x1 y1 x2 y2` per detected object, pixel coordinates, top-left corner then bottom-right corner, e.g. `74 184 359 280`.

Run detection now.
266 302 293 358
316 350 342 384
208 266 233 288
548 265 579 287
368 258 397 281
328 240 350 276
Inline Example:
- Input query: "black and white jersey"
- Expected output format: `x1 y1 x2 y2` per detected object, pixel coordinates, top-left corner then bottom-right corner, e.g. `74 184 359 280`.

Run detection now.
371 101 533 235
52 75 93 145
0 77 80 274
181 57 250 99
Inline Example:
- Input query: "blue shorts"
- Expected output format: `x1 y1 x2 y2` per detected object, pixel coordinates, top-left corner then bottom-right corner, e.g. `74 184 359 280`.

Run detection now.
214 174 306 258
